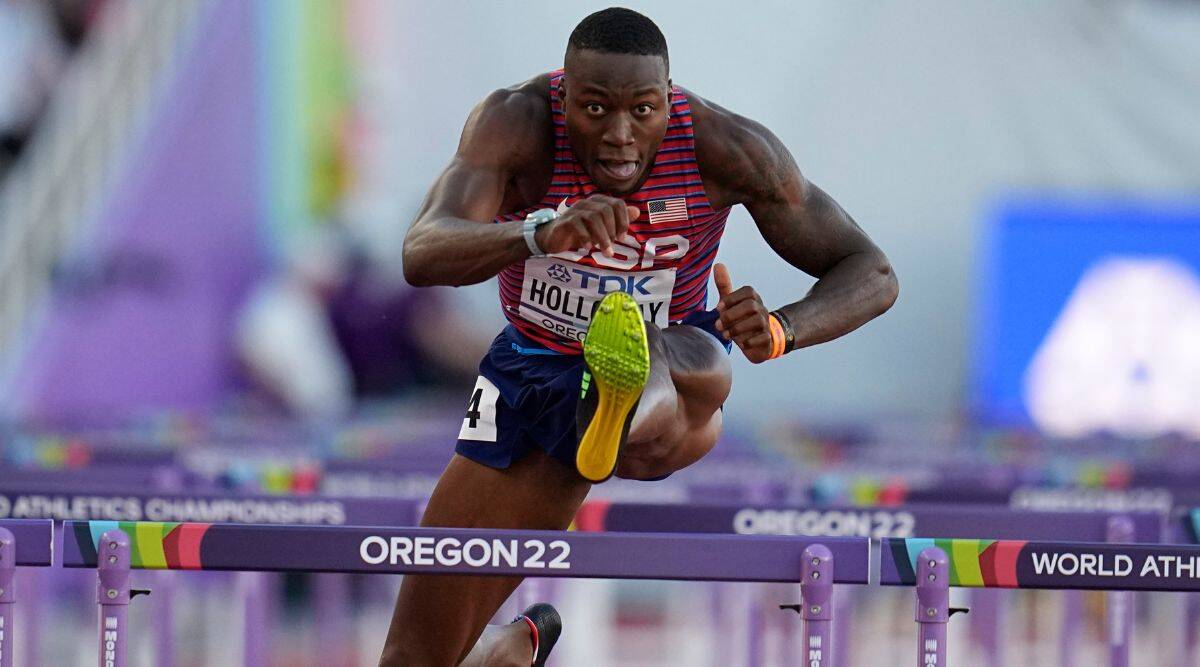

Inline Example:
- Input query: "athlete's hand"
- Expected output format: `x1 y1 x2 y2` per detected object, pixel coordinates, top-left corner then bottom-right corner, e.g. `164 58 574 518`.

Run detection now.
713 263 774 364
534 195 640 257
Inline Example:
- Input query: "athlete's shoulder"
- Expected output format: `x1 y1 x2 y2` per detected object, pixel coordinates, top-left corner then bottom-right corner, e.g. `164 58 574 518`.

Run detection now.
479 73 553 124
458 74 554 168
682 89 798 208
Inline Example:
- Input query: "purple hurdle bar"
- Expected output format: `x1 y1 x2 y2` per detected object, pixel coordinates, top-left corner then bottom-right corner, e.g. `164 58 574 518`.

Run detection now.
916 547 950 667
97 530 131 667
0 522 53 568
61 522 872 583
67 522 870 667
0 528 13 667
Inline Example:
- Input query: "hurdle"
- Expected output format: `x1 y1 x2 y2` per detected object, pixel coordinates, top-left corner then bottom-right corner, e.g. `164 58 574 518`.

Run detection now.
882 537 1200 666
578 500 1164 666
0 486 421 666
61 521 870 667
0 520 53 667
5 471 1187 664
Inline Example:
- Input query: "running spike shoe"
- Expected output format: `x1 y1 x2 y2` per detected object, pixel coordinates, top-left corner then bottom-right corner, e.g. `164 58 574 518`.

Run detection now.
575 291 650 483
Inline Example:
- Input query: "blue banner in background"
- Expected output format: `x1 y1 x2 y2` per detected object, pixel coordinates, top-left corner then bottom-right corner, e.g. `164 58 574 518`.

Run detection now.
972 196 1200 437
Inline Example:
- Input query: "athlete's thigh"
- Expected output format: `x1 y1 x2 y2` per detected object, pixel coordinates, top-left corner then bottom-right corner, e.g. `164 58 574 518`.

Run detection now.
382 451 589 666
420 451 590 528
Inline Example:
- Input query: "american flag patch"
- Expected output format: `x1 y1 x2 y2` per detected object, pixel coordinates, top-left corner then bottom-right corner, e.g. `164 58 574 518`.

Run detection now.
647 198 688 224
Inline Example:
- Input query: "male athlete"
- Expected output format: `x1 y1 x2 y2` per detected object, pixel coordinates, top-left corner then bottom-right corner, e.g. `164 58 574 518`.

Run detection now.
381 8 897 666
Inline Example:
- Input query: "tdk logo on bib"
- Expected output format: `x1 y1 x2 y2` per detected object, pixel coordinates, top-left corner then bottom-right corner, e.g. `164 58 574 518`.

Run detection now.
520 257 675 342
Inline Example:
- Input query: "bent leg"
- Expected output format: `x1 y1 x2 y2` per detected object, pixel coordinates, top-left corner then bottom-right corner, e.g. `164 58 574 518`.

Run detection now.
379 451 590 666
618 323 732 479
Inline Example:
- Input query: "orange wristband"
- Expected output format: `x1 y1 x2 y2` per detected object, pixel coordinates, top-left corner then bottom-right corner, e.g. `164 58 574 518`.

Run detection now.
767 314 786 360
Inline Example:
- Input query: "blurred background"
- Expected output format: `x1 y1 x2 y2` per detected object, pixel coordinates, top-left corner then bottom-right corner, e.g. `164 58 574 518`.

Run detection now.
0 0 1198 665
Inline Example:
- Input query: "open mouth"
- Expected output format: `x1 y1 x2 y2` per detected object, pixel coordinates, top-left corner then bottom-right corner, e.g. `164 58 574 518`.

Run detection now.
596 159 640 183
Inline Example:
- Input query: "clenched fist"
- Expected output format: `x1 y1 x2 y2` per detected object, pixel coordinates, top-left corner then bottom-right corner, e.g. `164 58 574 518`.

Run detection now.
534 194 641 257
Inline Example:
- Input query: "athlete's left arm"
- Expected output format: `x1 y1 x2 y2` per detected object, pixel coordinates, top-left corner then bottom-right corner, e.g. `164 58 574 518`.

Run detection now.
697 104 899 362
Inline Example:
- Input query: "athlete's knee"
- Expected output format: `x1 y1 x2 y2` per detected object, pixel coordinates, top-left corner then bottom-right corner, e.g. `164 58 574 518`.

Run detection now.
616 444 710 480
615 455 670 480
618 425 719 480
683 362 732 405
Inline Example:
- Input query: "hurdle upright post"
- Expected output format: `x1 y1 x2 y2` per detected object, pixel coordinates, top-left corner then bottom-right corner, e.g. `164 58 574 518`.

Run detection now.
801 544 833 666
1184 594 1200 665
831 585 856 667
152 571 175 667
1059 589 1083 667
969 588 1003 667
238 572 271 667
915 547 950 667
1107 515 1135 667
0 528 15 667
314 574 352 667
97 529 131 667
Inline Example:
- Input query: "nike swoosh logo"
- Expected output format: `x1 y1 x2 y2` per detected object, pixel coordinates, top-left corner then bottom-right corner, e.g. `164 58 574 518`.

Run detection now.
557 198 570 214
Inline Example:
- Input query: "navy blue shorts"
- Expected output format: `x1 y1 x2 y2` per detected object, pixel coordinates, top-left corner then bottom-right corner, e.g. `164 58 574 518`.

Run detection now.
455 310 729 471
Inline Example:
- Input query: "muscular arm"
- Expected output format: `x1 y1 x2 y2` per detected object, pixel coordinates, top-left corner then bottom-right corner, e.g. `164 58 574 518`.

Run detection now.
696 99 898 350
402 86 550 287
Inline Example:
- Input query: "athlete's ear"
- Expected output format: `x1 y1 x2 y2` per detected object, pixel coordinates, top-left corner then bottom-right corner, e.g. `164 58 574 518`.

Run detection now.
557 76 567 100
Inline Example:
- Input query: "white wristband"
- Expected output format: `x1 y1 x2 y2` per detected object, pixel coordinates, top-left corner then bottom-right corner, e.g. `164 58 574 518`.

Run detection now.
523 218 544 256
522 208 558 257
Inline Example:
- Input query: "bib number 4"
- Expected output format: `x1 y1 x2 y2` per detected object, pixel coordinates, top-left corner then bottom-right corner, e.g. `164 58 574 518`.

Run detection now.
458 376 499 442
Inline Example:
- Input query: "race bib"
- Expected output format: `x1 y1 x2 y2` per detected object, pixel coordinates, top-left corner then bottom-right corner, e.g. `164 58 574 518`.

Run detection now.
519 257 675 342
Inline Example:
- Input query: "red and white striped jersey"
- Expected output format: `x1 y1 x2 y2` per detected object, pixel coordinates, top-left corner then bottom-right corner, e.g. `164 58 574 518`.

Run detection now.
495 70 732 353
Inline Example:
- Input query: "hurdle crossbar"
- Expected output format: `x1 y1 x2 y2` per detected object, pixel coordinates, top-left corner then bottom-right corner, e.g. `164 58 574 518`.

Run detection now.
0 486 420 527
0 520 53 567
577 501 1165 542
62 521 871 583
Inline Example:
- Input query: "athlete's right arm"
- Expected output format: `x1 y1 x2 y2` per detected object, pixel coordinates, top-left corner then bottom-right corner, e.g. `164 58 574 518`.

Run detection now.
403 88 639 287
402 88 544 287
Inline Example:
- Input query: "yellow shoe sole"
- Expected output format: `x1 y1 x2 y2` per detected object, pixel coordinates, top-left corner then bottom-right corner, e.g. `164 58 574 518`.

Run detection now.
576 292 650 483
